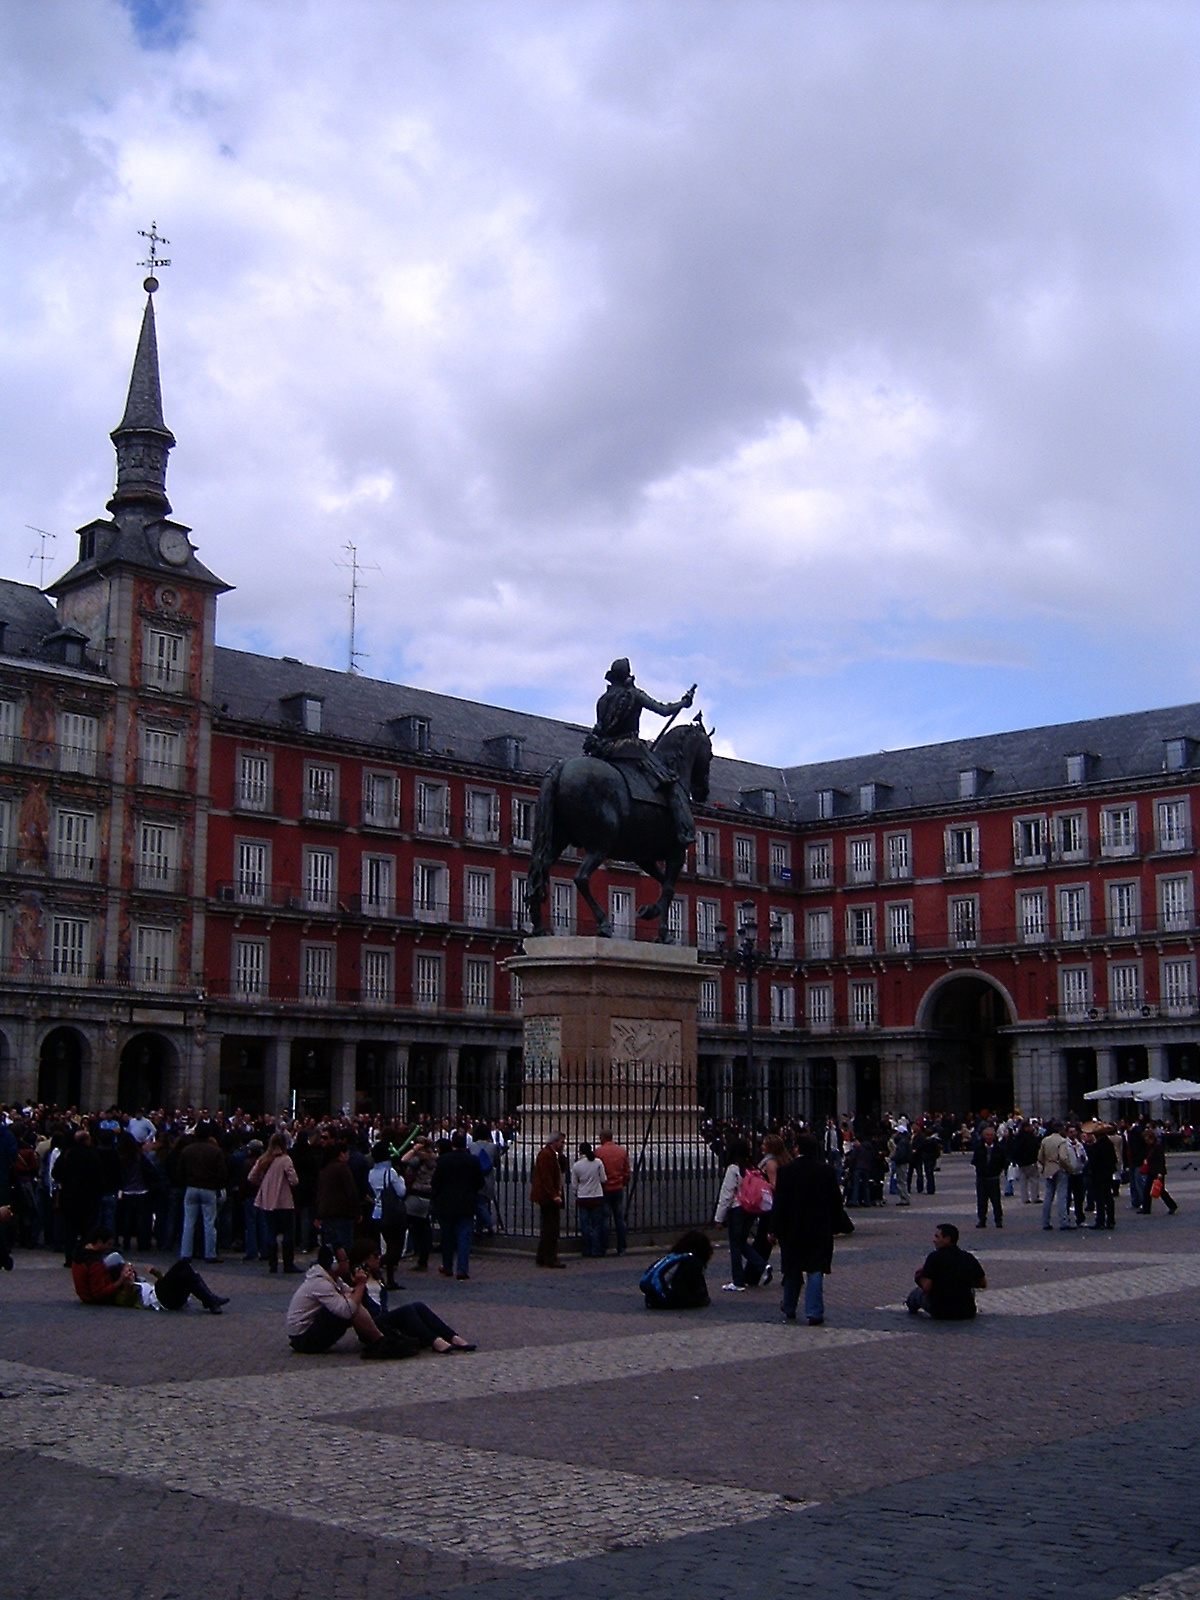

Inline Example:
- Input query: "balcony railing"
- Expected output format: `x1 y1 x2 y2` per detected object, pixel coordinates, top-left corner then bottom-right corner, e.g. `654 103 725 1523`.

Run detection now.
133 864 188 894
0 736 108 780
233 786 283 817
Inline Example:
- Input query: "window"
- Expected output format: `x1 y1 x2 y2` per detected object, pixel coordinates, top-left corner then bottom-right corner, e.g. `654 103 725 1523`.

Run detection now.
416 781 449 835
1164 738 1192 772
1107 881 1139 937
465 789 499 842
699 976 720 1022
361 947 393 1005
667 895 686 945
733 836 755 883
464 955 492 1012
1155 798 1189 852
850 980 877 1028
1162 957 1195 1015
848 836 875 884
695 828 720 877
1101 804 1137 857
736 901 756 936
1058 885 1089 941
1014 816 1046 864
1060 966 1091 1017
885 832 911 881
806 908 833 959
144 628 185 692
466 868 494 929
0 797 10 868
735 979 751 1026
946 825 979 873
414 952 443 1009
610 887 634 940
769 840 792 884
511 796 536 850
808 982 833 1029
54 809 95 881
1018 889 1047 944
304 848 335 911
414 861 448 921
0 698 17 762
950 895 978 949
236 839 268 905
806 841 833 887
1109 962 1141 1016
959 768 980 800
696 898 720 953
52 917 89 982
886 902 913 952
1055 812 1086 860
859 783 877 814
140 726 181 788
770 984 795 1027
137 821 178 891
1066 753 1089 785
1159 874 1192 933
57 711 98 776
550 879 574 935
510 971 523 1013
299 696 322 734
302 944 334 1003
236 753 270 812
511 873 531 933
847 905 875 955
134 925 174 991
362 771 399 828
817 789 836 820
361 855 394 917
769 909 794 958
304 763 337 822
234 937 266 998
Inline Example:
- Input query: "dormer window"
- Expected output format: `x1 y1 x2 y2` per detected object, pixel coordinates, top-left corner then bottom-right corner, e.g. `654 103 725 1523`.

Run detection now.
1164 737 1193 772
391 714 431 753
817 788 836 820
739 787 777 818
1066 752 1091 786
281 692 323 734
959 768 983 799
483 734 523 769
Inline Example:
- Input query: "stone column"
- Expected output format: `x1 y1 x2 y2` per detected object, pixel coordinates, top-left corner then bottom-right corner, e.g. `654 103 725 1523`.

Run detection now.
1144 1040 1170 1118
835 1056 855 1121
4 1015 38 1103
264 1035 293 1119
883 1049 926 1119
332 1039 357 1118
376 1043 407 1121
439 1046 460 1121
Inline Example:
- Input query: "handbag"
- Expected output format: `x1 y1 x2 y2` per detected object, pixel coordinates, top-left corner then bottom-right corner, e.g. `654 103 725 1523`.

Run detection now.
379 1165 406 1228
1150 1176 1164 1199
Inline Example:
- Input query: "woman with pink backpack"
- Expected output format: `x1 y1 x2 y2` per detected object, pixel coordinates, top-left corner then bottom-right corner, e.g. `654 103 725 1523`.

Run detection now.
713 1138 771 1291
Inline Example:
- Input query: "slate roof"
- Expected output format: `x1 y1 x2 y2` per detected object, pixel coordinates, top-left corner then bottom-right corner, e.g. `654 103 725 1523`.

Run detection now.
212 646 1200 822
0 581 61 659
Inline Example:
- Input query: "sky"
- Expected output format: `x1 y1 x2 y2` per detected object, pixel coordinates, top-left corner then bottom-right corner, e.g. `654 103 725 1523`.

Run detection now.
1 0 1198 765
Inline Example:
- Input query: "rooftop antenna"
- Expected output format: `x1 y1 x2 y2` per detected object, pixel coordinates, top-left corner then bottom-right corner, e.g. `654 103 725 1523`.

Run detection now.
333 541 380 674
26 525 56 587
137 221 171 293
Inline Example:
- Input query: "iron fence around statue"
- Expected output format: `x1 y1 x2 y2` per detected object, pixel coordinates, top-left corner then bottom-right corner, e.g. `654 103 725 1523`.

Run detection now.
488 1060 723 1241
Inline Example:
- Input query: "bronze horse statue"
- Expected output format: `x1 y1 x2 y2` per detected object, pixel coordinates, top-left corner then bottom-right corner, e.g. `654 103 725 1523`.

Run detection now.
526 716 714 941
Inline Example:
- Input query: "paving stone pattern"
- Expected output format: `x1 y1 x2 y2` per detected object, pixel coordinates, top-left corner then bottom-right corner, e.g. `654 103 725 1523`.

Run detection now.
1 1153 1199 1600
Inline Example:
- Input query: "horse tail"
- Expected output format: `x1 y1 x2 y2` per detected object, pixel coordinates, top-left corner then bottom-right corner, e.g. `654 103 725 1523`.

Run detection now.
527 759 564 910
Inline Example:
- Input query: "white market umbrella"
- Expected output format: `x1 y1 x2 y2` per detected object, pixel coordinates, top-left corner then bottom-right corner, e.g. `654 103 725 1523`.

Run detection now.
1083 1081 1144 1101
1160 1078 1200 1100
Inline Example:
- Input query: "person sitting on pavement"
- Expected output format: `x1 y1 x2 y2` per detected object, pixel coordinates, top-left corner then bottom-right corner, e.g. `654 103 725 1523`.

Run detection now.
345 1239 476 1352
285 1243 413 1359
71 1227 229 1314
640 1230 713 1310
906 1223 987 1320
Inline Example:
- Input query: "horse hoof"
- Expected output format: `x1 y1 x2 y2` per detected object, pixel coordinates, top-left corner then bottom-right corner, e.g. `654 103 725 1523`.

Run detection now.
596 922 613 938
636 903 661 920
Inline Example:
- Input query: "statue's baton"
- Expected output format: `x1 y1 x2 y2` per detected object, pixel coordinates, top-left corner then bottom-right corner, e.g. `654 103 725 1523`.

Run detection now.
651 685 697 750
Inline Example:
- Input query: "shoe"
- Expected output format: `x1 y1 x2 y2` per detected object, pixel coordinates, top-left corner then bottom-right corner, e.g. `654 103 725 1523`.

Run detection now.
205 1296 230 1314
975 1222 987 1228
455 1272 470 1280
438 1267 454 1277
995 1221 1003 1228
807 1317 825 1326
450 1340 477 1351
721 1283 746 1293
761 1265 773 1286
1042 1225 1053 1231
148 1266 163 1280
782 1312 797 1322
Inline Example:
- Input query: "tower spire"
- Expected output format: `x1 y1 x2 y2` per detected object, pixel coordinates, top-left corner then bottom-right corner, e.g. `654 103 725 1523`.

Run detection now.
108 234 175 516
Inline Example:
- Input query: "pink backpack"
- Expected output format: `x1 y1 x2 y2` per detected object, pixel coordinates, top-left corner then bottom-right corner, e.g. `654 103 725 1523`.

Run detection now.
736 1166 773 1215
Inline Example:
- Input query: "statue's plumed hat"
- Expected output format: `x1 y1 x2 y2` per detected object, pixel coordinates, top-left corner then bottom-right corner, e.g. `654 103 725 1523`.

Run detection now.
605 657 632 683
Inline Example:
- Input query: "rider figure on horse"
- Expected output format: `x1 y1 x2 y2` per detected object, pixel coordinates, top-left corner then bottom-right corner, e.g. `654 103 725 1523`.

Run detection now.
582 658 697 846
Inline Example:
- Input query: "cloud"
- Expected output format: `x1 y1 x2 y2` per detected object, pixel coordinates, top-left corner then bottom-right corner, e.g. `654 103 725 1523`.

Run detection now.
0 1 1197 763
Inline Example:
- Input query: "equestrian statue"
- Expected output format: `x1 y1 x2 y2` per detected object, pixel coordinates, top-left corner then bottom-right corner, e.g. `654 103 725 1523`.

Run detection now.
526 658 713 941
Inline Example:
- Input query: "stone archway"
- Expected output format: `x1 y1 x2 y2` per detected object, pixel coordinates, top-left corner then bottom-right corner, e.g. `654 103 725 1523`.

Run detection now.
917 974 1016 1116
117 1032 177 1113
39 1026 89 1107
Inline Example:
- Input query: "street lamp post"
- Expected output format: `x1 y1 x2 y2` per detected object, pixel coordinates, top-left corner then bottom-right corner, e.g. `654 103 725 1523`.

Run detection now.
716 899 769 1129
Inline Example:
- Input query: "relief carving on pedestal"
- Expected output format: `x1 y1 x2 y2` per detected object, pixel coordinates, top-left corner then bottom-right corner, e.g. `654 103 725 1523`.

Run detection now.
524 1015 562 1081
611 1018 682 1083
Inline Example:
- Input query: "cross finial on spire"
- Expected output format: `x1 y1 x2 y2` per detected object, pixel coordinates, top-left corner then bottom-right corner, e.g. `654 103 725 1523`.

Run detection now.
137 221 171 293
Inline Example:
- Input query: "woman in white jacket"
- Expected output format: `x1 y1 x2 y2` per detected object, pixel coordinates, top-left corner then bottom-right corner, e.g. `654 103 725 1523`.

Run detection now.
713 1138 767 1292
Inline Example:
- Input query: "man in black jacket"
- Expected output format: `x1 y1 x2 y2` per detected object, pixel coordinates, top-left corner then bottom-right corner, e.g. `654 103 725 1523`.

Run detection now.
971 1124 1009 1228
771 1135 854 1326
1085 1127 1119 1229
431 1132 484 1280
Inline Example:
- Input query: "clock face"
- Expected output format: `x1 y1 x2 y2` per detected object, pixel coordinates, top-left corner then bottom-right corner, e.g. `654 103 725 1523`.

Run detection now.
158 528 191 567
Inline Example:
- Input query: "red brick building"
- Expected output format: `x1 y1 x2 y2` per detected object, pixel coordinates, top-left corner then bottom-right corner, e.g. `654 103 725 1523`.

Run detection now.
0 288 1196 1124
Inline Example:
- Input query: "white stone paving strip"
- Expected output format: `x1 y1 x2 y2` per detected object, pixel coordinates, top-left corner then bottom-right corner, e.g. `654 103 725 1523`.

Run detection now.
1117 1566 1200 1599
877 1254 1200 1315
0 1327 906 1568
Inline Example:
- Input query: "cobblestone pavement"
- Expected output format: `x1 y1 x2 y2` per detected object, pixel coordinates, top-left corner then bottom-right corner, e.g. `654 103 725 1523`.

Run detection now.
2 1152 1199 1599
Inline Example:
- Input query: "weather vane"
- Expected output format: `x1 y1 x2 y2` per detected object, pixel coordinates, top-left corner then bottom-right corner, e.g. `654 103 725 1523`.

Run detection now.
137 221 171 293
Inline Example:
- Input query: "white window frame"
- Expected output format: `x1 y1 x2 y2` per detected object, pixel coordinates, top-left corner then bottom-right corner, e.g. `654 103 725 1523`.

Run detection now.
511 872 531 933
51 917 90 983
667 894 687 946
235 838 268 906
1100 803 1137 857
416 780 449 836
806 840 833 888
695 827 721 878
303 762 338 823
414 951 444 1010
465 788 500 843
233 936 267 999
1013 814 1047 866
1106 880 1140 937
949 894 979 949
137 819 178 891
414 860 449 922
134 924 175 991
1060 965 1091 1018
144 628 186 693
945 824 980 874
769 908 794 959
57 711 99 776
465 867 495 929
361 854 395 918
1155 797 1189 852
696 898 720 953
140 725 182 789
769 840 792 885
1161 956 1196 1016
1158 873 1193 934
302 943 335 1004
806 907 834 960
807 982 833 1031
0 698 18 762
609 886 634 941
1018 889 1047 945
770 983 795 1028
884 831 911 881
1057 884 1089 941
54 808 96 882
848 835 875 884
886 901 913 953
699 976 720 1022
733 835 755 883
362 770 400 829
1108 961 1141 1017
846 904 875 955
304 846 336 912
237 751 271 813
1054 810 1087 861
361 946 394 1005
511 795 536 851
464 954 492 1013
850 979 877 1029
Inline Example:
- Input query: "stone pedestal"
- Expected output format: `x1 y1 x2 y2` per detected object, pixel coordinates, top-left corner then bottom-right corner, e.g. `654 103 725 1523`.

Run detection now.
505 937 703 1144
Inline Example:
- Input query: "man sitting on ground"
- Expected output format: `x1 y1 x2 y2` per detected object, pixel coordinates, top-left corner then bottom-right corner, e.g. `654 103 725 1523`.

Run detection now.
906 1222 987 1320
285 1243 412 1358
72 1227 228 1313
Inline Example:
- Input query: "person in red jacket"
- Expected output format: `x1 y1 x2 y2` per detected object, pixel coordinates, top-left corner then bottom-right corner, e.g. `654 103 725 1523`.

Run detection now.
71 1228 228 1313
531 1132 566 1268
